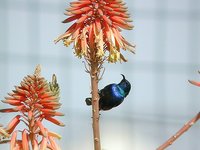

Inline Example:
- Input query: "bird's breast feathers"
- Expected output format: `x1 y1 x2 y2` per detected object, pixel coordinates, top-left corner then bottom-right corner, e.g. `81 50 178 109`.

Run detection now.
111 85 125 98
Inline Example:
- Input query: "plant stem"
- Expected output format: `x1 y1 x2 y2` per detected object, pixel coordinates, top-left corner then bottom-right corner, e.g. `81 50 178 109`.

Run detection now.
157 112 200 150
29 118 35 150
90 61 101 150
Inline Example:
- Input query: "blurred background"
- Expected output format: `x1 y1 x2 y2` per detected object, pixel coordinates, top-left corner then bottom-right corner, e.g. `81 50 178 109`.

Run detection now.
0 0 200 149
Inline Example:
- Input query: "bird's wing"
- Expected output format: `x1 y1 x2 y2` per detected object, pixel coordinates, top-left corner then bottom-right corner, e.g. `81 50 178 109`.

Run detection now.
99 84 116 97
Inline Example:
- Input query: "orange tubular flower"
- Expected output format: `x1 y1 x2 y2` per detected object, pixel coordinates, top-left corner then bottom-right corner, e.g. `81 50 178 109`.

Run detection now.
10 131 17 150
22 130 29 150
6 115 21 134
188 80 200 87
0 65 64 150
188 71 200 87
55 0 135 63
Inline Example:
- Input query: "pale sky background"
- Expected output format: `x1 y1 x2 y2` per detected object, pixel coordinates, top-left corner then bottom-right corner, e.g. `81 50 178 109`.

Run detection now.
0 0 200 149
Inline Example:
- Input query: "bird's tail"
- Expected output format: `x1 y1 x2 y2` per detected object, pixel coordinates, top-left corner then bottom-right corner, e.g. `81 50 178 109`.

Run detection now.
85 98 92 106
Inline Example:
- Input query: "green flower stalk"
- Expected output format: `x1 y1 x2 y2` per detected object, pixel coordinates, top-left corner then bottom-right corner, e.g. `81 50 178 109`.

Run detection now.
55 0 135 149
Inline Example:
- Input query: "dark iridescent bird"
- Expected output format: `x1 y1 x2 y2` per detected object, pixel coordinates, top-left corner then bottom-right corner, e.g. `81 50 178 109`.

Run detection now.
85 74 131 111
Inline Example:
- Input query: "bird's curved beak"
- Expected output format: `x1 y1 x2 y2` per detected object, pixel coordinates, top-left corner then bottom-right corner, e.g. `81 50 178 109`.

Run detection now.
121 74 125 80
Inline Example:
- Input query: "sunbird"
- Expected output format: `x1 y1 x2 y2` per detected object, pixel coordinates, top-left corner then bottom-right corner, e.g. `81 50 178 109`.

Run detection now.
85 74 131 111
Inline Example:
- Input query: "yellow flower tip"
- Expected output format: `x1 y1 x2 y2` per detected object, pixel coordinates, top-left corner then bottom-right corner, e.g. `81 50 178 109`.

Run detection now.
52 74 57 85
108 50 121 63
54 33 70 44
63 38 73 47
0 126 10 138
34 64 41 77
76 54 83 59
54 37 61 44
45 116 65 127
96 49 105 58
127 24 134 30
130 45 136 54
48 131 62 140
96 53 104 58
120 53 128 62
73 49 83 58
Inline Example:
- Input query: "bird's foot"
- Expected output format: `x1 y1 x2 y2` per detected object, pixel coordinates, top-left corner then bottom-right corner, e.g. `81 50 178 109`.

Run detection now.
85 97 92 106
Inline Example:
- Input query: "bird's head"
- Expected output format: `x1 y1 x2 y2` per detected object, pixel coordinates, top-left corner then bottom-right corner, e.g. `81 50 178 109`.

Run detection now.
118 74 131 97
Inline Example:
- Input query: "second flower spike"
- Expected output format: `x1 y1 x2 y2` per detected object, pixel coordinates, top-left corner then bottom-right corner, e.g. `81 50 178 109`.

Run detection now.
0 65 64 150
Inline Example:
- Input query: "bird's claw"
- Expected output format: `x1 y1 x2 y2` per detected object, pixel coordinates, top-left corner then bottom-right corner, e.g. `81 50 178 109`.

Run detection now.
85 97 92 105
